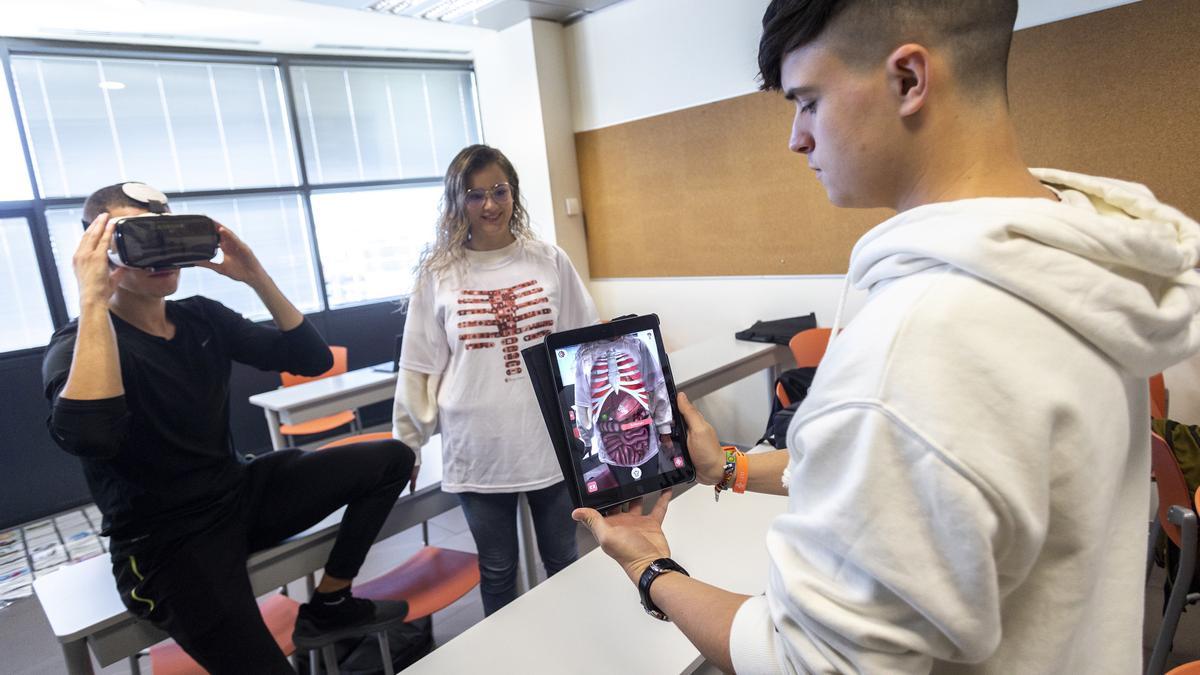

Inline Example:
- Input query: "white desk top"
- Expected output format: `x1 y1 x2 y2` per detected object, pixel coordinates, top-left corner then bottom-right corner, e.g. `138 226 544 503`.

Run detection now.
36 336 786 650
247 338 783 413
409 486 787 675
671 337 784 388
247 363 397 412
33 439 444 642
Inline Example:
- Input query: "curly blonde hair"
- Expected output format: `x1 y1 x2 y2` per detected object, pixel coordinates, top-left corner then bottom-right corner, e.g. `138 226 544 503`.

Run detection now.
415 144 537 281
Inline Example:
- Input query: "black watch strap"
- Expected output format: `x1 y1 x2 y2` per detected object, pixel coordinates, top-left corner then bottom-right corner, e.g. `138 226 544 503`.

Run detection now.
638 557 689 621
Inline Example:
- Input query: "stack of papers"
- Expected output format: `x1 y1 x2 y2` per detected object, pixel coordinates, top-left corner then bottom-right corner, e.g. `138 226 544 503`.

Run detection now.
0 528 32 601
57 512 104 563
0 506 112 604
26 520 68 580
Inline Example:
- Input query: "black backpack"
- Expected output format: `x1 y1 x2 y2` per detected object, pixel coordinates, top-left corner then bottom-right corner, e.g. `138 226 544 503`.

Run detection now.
759 367 817 449
294 616 434 674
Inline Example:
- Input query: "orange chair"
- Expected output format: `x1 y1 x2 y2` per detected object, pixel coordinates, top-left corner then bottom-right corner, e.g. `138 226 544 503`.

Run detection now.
147 593 299 674
776 328 834 407
1167 660 1200 674
1152 373 1169 419
1148 432 1200 675
314 432 480 619
295 434 480 672
279 346 360 444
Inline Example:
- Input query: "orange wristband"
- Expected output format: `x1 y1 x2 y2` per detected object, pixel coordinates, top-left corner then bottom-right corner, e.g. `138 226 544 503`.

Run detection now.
732 451 749 494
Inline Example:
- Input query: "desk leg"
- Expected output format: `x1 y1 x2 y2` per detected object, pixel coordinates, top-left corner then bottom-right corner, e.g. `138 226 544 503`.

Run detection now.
61 639 95 675
263 409 286 451
516 492 538 595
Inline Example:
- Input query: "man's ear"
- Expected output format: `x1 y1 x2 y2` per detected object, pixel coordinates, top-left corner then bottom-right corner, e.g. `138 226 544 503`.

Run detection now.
886 43 930 117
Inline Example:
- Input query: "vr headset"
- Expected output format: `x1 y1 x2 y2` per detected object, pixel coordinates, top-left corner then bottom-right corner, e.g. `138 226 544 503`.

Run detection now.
91 182 220 270
109 213 220 270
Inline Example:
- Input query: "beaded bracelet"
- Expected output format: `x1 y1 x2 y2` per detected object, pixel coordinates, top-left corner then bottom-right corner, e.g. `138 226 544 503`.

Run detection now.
714 446 740 502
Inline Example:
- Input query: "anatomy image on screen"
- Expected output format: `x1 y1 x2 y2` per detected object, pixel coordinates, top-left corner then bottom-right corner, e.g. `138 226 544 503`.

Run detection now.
571 334 672 468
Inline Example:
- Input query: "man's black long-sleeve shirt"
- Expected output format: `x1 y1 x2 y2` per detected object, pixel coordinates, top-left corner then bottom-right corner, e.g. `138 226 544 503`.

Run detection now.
42 296 333 540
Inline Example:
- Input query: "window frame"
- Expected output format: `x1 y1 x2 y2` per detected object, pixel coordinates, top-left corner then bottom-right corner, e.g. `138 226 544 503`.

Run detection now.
0 37 483 359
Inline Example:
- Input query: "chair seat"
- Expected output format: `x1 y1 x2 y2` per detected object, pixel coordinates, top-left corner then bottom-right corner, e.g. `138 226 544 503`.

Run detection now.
316 431 395 451
149 593 299 674
352 547 480 621
280 410 357 436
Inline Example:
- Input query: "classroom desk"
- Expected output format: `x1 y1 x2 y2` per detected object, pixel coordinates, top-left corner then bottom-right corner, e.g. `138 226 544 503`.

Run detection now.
35 337 789 674
32 442 449 675
246 336 790 452
245 337 789 590
408 484 788 675
248 364 399 451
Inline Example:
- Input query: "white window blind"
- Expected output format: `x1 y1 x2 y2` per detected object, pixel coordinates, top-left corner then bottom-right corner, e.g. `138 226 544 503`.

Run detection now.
0 217 54 350
11 55 298 198
290 65 479 184
310 184 442 307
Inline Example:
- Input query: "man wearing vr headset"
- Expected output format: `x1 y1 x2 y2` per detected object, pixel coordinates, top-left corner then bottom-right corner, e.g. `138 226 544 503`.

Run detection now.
42 182 415 674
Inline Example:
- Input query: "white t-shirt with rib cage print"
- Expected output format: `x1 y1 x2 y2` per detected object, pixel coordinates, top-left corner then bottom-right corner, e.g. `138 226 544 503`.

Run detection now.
400 239 598 493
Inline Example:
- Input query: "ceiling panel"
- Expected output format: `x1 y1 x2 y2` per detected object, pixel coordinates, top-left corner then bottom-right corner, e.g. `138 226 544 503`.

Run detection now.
297 0 626 30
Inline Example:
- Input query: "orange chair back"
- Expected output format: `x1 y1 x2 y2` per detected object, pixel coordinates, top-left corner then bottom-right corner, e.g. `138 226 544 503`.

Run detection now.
1167 661 1200 675
316 431 394 451
788 328 833 369
1151 373 1168 419
281 345 348 388
353 547 480 622
1152 431 1194 547
150 594 299 674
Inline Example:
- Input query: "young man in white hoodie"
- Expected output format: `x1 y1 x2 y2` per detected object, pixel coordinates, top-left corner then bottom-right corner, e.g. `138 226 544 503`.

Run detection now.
573 0 1200 672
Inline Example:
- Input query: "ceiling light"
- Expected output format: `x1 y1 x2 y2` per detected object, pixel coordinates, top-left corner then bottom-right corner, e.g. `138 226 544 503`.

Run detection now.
98 81 126 90
420 0 500 22
366 0 415 14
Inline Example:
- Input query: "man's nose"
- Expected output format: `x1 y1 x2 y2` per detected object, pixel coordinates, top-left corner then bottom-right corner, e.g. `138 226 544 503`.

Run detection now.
789 124 813 154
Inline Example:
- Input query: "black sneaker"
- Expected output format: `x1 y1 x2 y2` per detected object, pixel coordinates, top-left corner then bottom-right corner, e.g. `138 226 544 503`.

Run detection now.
293 593 410 649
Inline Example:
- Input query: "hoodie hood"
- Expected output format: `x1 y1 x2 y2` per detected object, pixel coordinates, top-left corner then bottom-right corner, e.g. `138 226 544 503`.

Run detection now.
846 168 1200 377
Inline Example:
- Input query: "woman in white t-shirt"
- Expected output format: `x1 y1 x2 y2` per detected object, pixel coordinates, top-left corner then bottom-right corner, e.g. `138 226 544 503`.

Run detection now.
392 144 598 615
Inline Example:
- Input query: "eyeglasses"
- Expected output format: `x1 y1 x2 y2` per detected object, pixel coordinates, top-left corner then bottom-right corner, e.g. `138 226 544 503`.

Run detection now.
464 182 513 209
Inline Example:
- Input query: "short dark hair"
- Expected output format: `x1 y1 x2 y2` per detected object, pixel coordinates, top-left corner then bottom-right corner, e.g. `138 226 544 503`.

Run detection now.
82 183 148 228
758 0 1019 96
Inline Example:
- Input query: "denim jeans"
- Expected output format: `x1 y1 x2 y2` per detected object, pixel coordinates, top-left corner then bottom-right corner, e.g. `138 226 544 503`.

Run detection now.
457 481 579 615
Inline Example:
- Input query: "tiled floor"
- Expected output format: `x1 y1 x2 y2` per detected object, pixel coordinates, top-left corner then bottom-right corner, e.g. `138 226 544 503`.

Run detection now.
2 504 598 674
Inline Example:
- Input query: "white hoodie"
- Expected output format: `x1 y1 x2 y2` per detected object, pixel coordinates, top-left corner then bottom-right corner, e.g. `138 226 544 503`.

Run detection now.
729 169 1200 674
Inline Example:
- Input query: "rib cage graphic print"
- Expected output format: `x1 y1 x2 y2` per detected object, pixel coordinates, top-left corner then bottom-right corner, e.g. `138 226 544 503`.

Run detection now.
591 350 650 413
573 335 672 468
456 279 553 378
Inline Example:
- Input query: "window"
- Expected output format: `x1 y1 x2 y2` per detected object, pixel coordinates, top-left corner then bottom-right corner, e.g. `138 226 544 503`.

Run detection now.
10 55 298 198
0 217 54 351
310 185 442 307
0 42 481 356
46 193 321 320
0 69 32 201
290 65 479 184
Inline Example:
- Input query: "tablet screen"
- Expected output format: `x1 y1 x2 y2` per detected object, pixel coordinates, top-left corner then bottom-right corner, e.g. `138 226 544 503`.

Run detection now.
546 318 693 509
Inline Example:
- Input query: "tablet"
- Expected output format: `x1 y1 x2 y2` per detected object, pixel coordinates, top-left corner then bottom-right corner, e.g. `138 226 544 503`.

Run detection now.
524 314 695 511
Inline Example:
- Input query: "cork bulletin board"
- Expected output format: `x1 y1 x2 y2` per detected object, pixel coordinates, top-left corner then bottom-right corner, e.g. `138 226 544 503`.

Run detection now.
575 0 1200 278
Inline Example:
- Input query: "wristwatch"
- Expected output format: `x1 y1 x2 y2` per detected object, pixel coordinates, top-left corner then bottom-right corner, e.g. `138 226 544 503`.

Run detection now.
638 557 690 621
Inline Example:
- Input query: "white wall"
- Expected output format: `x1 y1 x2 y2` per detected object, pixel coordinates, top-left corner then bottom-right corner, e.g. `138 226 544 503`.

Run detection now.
473 20 590 277
566 0 1143 132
